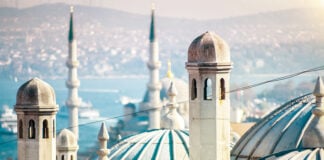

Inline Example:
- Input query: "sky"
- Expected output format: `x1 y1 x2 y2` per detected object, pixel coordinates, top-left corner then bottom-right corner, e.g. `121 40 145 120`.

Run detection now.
0 0 323 19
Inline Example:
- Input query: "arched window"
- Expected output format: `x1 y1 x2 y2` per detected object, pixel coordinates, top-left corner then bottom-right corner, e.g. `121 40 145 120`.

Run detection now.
191 79 197 100
204 78 212 100
42 120 49 138
220 78 225 100
61 155 64 160
71 155 73 160
19 120 23 139
53 119 55 138
28 120 35 139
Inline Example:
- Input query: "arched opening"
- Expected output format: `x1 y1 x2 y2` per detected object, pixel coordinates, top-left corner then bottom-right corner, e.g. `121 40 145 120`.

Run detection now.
42 120 49 138
28 120 35 139
191 79 197 100
53 119 55 138
19 120 23 139
220 78 225 100
71 155 73 160
61 155 64 160
204 78 212 100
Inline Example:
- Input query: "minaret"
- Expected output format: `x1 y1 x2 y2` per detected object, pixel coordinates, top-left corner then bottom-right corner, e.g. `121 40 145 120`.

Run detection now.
161 82 185 129
147 4 162 129
15 78 59 160
97 122 110 160
186 32 232 159
66 6 80 139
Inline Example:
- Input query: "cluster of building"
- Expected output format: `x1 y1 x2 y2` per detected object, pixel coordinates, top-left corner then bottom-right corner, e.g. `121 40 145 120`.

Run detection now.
12 5 324 160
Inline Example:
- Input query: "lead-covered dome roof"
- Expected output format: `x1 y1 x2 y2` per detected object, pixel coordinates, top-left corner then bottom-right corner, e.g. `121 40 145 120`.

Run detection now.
16 78 57 108
188 31 230 63
109 129 189 160
261 148 324 160
231 93 319 160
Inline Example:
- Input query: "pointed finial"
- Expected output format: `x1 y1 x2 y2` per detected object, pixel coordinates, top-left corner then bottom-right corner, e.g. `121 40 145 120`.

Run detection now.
68 6 74 42
313 76 324 97
166 60 174 79
161 82 185 130
168 82 178 99
151 3 155 10
98 122 109 140
149 4 156 42
97 122 110 160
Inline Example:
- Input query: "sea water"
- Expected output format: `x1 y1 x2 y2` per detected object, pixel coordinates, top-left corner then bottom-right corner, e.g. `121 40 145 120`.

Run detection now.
0 77 146 159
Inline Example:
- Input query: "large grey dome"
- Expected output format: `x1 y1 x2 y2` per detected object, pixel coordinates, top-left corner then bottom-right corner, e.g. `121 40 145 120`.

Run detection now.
231 93 318 160
109 129 189 160
261 148 324 160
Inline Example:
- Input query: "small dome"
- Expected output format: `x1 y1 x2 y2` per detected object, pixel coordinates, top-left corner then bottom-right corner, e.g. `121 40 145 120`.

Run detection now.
109 129 189 160
231 93 321 159
261 148 324 160
188 31 230 63
16 78 56 107
57 129 78 148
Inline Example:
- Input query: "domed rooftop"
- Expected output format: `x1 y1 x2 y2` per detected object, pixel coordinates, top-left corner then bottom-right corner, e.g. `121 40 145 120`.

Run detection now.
142 77 188 104
188 31 230 63
57 129 78 148
231 93 319 159
261 148 324 160
16 78 56 107
109 129 189 160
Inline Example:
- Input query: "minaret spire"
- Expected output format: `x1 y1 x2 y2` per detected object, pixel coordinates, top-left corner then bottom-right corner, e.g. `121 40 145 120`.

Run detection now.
68 6 74 42
66 6 80 139
147 4 162 129
149 4 156 42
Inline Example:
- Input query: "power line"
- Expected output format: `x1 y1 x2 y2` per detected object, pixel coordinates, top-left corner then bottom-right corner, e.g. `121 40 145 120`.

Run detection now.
0 107 158 146
1 65 324 146
228 65 324 93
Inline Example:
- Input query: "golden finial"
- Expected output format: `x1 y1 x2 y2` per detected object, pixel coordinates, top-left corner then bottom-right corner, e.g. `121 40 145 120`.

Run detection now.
151 2 155 10
166 60 174 79
70 6 74 13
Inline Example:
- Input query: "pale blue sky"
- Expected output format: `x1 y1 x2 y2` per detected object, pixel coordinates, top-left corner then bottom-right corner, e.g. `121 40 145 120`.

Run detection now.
0 0 322 19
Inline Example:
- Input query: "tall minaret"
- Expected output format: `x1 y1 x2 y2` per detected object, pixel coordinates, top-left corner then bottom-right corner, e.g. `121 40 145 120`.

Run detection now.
66 6 80 139
186 32 232 160
147 4 162 129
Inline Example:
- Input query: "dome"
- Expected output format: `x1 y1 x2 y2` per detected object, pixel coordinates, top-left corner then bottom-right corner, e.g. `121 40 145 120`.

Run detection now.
109 129 189 160
231 93 320 159
188 31 230 63
57 129 78 148
142 77 188 104
261 148 324 160
16 78 56 107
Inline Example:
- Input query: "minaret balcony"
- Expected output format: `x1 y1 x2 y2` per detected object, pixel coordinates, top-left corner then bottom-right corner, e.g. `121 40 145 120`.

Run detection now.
147 61 161 70
66 80 80 88
66 99 80 108
66 60 79 68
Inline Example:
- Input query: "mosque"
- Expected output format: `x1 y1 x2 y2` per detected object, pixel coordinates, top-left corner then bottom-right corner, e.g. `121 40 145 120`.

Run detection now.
14 5 324 160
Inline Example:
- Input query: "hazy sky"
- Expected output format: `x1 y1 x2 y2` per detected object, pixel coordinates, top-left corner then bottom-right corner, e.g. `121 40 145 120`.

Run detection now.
1 0 323 19
108 0 322 19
